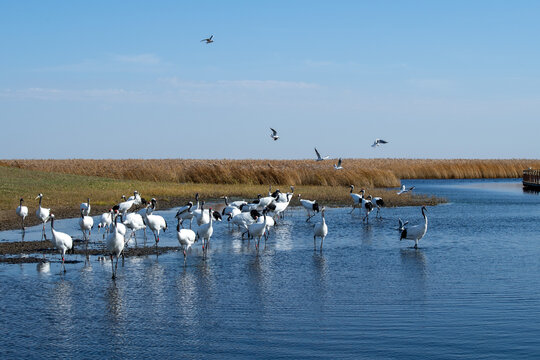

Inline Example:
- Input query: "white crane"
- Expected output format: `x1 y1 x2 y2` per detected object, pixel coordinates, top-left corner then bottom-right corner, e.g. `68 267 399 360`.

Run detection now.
122 212 146 245
256 210 275 240
176 218 196 260
35 193 50 240
227 197 248 208
78 209 94 241
112 210 127 237
197 208 214 251
98 209 113 238
80 197 91 216
400 206 428 249
270 127 279 141
106 215 125 279
231 210 260 238
248 209 268 249
362 195 374 222
397 185 416 195
371 196 385 218
349 185 363 214
144 200 167 247
49 214 73 273
371 139 388 147
201 35 214 44
221 197 241 218
194 201 222 226
297 194 320 222
127 190 142 205
334 158 343 170
175 201 194 229
16 198 28 230
314 147 329 161
272 193 292 219
313 207 328 251
114 197 136 216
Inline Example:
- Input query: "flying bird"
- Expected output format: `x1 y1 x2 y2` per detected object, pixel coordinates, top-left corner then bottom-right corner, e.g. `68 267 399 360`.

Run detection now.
371 139 388 147
397 185 416 195
314 148 329 161
201 35 214 44
334 158 343 170
270 128 279 141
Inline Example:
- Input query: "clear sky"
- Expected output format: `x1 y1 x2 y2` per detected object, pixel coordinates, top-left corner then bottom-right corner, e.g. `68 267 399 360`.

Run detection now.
1 0 539 159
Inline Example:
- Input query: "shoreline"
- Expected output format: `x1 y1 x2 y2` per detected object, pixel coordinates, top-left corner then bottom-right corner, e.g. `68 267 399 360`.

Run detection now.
0 191 442 232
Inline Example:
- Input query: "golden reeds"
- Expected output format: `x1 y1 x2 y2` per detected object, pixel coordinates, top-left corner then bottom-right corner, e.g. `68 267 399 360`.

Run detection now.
1 159 536 188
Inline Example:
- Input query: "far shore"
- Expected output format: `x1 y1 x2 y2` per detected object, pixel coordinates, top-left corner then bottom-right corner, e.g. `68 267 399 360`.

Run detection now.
3 157 533 232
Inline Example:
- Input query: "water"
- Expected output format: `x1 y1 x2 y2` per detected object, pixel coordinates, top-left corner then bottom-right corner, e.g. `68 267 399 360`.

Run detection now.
2 179 540 359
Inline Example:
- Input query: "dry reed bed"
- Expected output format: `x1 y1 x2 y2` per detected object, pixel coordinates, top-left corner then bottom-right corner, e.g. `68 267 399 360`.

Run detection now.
0 164 439 231
1 159 536 188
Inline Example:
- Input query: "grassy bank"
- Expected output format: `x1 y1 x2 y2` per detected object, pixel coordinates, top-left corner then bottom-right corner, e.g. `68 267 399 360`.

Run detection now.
0 165 438 231
1 159 536 188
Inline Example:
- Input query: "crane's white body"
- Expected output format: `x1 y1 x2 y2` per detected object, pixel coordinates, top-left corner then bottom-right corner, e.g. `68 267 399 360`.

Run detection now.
400 207 428 248
176 202 194 228
123 212 146 244
50 215 73 273
248 212 268 248
36 194 50 240
127 191 142 205
16 198 28 229
98 210 113 235
272 194 292 219
298 195 319 222
106 218 125 279
313 208 328 251
349 185 363 213
117 199 135 215
231 211 258 236
197 209 214 250
146 213 167 244
80 199 91 216
177 220 196 259
334 158 343 170
79 213 94 240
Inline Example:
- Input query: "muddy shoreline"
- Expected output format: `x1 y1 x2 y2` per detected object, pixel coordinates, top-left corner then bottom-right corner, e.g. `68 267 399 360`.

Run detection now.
0 239 181 263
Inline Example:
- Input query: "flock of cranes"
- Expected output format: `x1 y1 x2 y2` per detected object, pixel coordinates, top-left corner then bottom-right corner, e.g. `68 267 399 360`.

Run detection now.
14 184 428 277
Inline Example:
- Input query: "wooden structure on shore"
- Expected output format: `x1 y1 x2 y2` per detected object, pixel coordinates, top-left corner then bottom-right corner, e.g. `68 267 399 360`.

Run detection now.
523 169 540 189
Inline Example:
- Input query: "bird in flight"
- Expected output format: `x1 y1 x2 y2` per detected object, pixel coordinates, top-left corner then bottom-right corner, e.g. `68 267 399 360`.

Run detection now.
397 185 415 195
371 139 388 148
201 35 214 44
314 148 329 161
270 128 279 141
334 158 343 170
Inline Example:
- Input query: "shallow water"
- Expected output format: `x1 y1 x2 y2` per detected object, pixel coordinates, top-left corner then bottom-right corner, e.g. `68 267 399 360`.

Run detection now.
1 179 540 359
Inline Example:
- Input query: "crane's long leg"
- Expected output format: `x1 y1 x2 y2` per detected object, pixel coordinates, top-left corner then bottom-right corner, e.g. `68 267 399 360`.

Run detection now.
111 255 115 279
320 236 325 252
313 236 316 251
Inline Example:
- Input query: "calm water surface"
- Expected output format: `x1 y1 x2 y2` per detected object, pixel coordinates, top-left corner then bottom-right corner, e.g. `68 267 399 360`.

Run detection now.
1 179 540 359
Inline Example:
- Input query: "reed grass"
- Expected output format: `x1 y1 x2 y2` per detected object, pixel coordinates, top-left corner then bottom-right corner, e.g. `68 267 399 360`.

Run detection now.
0 165 439 231
1 159 536 188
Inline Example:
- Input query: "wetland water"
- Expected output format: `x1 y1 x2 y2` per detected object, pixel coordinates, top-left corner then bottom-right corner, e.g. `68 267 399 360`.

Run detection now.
1 179 540 358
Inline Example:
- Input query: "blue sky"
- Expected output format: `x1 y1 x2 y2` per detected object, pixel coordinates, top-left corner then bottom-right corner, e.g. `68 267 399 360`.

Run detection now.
1 0 539 159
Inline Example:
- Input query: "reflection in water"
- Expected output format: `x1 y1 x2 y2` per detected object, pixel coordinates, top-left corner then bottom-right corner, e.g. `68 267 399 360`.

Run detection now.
105 281 127 347
312 253 328 304
399 248 427 300
175 269 200 334
49 279 75 345
37 261 50 274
